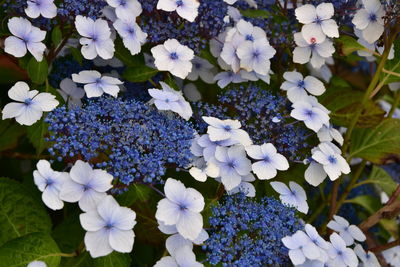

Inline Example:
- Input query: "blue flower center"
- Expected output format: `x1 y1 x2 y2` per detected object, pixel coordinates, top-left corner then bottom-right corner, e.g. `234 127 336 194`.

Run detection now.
245 34 254 41
170 52 179 60
176 0 183 7
328 155 337 164
305 109 314 118
105 222 114 229
252 50 260 59
24 98 33 105
263 155 270 163
83 184 92 191
45 178 54 187
119 0 126 6
297 80 305 88
369 13 377 22
228 161 236 168
179 203 187 211
314 16 322 25
223 125 231 132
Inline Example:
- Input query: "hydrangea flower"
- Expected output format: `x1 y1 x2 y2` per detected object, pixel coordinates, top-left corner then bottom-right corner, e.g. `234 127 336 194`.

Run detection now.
151 39 194 79
2 82 59 126
282 230 322 265
106 0 142 19
212 145 252 190
202 116 252 146
206 194 302 266
57 78 85 108
113 18 147 55
60 160 113 211
157 0 200 22
295 3 339 41
227 173 256 197
312 142 351 181
352 0 385 44
304 224 330 262
72 70 123 98
290 96 330 132
354 244 380 267
317 124 344 145
148 82 193 120
293 32 335 68
214 71 245 88
281 71 326 103
327 233 359 267
187 57 215 84
154 246 203 267
4 17 46 61
75 16 115 60
33 160 69 210
80 195 136 257
383 238 400 266
245 143 289 180
155 178 204 240
270 181 308 214
25 0 57 18
327 215 366 246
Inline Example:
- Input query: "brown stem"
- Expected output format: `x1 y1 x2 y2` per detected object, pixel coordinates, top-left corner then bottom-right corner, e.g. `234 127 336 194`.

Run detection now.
359 199 400 231
371 239 400 253
365 232 389 267
387 184 400 206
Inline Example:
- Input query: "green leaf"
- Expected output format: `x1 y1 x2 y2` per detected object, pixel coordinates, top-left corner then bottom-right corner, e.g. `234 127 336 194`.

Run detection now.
0 120 26 152
93 252 131 267
116 184 152 206
69 47 83 65
320 87 385 127
346 195 381 214
349 118 400 164
337 35 371 56
26 118 49 155
52 26 63 47
0 178 52 246
122 66 158 82
27 57 48 84
0 232 61 267
369 166 398 195
61 252 93 267
52 211 85 253
240 9 271 19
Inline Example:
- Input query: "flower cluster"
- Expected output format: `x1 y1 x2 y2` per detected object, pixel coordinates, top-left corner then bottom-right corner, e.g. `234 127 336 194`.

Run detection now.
45 97 195 188
205 193 303 266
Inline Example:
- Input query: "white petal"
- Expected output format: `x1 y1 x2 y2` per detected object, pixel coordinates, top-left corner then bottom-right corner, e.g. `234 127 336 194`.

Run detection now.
109 229 134 253
348 225 366 242
305 162 326 186
42 186 64 210
155 198 180 225
80 211 106 231
166 234 193 256
4 37 27 58
59 179 85 203
79 190 107 212
85 229 113 258
176 210 203 241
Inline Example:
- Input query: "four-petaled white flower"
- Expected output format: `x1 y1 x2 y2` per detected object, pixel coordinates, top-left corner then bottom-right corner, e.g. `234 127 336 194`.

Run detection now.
214 71 246 88
227 173 256 197
245 143 289 180
113 18 147 55
151 39 194 79
202 116 252 146
106 0 142 19
72 70 123 98
154 246 204 267
213 145 252 190
187 56 215 84
270 181 308 214
282 230 322 265
236 39 276 76
354 244 380 267
80 195 136 258
312 142 350 181
60 160 113 211
33 160 69 210
352 0 384 44
281 71 325 103
327 215 366 246
75 16 115 60
148 82 193 120
295 3 339 41
157 0 200 22
25 0 57 19
293 32 335 68
2 81 59 126
327 233 359 267
291 96 330 132
57 78 85 108
231 19 267 43
156 178 204 240
4 17 46 61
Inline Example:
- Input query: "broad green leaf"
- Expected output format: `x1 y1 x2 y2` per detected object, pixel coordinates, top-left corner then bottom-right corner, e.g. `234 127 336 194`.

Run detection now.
346 195 381 214
369 166 398 195
0 178 52 246
337 35 371 56
320 87 385 127
123 66 158 83
69 47 83 65
0 232 61 267
93 252 131 267
26 118 49 155
52 211 85 253
349 118 400 164
0 120 26 152
116 184 152 206
240 9 271 19
61 252 93 267
380 38 400 84
52 26 63 47
27 57 48 84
